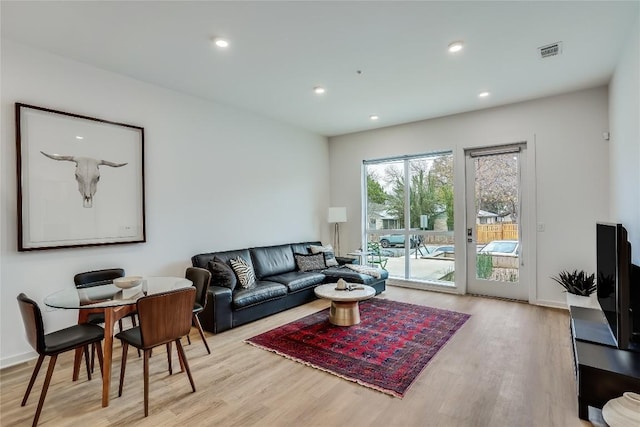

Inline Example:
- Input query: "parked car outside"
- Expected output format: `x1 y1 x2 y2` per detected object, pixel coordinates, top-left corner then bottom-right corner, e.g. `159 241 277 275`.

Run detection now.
478 240 519 256
378 234 418 248
428 245 454 255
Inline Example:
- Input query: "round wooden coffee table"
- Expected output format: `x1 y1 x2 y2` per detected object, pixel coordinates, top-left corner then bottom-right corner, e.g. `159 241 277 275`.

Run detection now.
314 283 376 326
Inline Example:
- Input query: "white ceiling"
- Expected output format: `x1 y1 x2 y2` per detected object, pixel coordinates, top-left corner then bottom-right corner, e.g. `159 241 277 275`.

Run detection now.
2 1 638 137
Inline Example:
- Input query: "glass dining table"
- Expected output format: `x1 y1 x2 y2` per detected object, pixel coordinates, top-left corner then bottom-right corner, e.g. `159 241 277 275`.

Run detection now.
44 276 192 407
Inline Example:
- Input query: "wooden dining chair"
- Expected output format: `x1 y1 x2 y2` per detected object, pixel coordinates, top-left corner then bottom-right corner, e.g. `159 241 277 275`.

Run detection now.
115 287 197 417
17 293 105 427
185 267 212 354
74 268 133 332
74 268 140 367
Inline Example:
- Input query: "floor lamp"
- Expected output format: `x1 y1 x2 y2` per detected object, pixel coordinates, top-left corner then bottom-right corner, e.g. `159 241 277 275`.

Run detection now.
328 207 347 256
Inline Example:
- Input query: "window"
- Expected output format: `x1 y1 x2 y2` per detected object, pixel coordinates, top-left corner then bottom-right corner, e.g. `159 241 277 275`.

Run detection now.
364 151 455 286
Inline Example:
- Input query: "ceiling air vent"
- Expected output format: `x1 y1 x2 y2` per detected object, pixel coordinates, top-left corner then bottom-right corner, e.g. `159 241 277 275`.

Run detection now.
539 42 562 59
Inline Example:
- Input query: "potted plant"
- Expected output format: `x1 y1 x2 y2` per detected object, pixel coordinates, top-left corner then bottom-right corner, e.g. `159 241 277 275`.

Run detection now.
551 269 598 308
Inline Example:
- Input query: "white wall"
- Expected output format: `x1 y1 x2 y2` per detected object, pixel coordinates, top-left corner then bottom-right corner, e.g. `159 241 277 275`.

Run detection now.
609 16 640 264
0 41 329 367
329 87 610 306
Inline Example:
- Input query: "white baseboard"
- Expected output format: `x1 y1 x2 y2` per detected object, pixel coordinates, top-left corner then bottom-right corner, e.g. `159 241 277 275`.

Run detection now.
532 298 568 310
1 350 38 370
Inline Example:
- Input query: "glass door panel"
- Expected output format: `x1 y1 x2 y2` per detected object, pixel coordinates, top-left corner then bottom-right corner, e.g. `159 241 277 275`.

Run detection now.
465 145 527 300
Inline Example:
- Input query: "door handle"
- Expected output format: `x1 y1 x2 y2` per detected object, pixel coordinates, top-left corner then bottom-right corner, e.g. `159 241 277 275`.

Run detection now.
467 228 475 243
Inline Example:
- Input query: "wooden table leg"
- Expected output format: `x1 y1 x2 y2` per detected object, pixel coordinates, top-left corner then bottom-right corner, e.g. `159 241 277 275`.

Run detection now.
102 307 115 407
101 305 133 407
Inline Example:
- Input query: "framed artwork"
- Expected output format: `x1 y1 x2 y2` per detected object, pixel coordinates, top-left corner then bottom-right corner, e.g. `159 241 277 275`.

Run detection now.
15 103 146 251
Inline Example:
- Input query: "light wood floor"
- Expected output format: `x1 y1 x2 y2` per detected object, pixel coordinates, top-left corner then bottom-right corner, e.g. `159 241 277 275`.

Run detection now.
1 284 597 426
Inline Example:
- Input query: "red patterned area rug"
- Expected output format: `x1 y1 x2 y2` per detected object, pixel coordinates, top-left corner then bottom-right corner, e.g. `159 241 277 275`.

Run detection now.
245 298 470 397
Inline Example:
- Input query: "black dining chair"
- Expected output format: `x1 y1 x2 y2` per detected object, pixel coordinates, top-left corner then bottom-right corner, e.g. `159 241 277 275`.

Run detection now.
17 293 105 427
74 268 140 367
116 287 197 417
185 267 212 354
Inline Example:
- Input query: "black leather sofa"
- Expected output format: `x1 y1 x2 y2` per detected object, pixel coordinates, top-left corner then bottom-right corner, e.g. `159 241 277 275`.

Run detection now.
191 241 387 333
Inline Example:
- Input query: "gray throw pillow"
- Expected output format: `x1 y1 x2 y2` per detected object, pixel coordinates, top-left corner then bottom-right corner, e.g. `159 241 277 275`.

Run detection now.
295 253 326 271
309 244 339 267
207 260 237 291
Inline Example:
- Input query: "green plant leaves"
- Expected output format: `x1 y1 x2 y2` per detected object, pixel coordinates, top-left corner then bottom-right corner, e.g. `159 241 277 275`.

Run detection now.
551 269 596 296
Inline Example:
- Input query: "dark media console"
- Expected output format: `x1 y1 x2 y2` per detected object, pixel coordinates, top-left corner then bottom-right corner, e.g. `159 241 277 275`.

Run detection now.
570 305 640 420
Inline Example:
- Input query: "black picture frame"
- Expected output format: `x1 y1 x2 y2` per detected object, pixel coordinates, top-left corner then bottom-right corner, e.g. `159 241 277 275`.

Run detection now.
16 103 146 251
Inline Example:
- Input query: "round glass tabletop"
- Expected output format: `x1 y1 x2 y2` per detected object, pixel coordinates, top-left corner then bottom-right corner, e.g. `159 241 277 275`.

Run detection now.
44 276 192 309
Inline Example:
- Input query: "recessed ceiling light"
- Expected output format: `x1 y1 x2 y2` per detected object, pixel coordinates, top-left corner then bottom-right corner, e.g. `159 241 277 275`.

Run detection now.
213 38 229 48
369 115 379 121
448 41 464 53
313 86 326 95
478 91 490 98
75 136 84 140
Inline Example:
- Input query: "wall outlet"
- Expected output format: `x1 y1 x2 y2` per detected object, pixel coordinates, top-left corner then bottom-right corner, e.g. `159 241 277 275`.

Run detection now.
537 223 546 232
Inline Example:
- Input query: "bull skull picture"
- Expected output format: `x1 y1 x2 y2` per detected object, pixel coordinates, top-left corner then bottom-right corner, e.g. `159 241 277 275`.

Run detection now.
41 151 127 208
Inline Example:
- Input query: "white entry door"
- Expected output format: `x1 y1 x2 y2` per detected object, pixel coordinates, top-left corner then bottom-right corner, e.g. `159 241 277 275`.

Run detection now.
465 144 529 300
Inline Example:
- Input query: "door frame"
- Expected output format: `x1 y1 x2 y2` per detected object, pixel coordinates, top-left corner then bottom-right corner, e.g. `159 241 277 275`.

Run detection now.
453 136 537 303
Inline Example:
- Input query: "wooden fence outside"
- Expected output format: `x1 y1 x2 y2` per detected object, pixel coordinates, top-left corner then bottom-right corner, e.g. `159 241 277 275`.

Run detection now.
477 223 518 244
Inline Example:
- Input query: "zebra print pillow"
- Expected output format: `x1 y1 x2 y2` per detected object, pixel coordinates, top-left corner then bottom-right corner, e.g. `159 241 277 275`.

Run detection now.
229 256 256 289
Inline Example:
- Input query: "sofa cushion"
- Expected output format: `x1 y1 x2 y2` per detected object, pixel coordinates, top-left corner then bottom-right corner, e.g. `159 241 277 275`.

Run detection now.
192 248 251 271
229 256 256 289
211 249 253 268
232 281 288 309
291 241 322 256
207 260 237 291
309 244 339 267
266 271 325 292
250 244 296 279
322 266 389 285
294 253 326 271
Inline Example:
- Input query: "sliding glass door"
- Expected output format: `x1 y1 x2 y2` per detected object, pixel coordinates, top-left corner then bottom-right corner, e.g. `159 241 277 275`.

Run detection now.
364 152 455 286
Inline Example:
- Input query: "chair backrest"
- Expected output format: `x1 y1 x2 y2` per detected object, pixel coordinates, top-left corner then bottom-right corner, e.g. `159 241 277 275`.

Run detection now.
74 268 125 288
137 288 196 349
185 267 211 308
366 242 387 268
17 293 45 354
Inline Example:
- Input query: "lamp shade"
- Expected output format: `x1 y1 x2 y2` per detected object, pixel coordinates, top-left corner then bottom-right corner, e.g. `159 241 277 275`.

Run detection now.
328 207 347 223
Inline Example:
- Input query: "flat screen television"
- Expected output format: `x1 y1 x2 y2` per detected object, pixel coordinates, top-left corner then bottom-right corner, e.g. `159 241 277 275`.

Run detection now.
596 222 640 351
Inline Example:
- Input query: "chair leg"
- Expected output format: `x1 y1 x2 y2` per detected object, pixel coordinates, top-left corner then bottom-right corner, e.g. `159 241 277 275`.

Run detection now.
95 341 104 377
32 354 57 427
118 342 129 397
176 339 196 393
21 354 45 406
143 350 150 417
193 314 211 354
83 345 91 381
177 342 185 373
131 315 141 358
166 342 172 375
90 343 96 373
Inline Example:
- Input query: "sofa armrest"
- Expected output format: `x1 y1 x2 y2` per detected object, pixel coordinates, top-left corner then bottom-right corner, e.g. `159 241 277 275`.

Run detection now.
200 285 233 334
336 256 357 265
